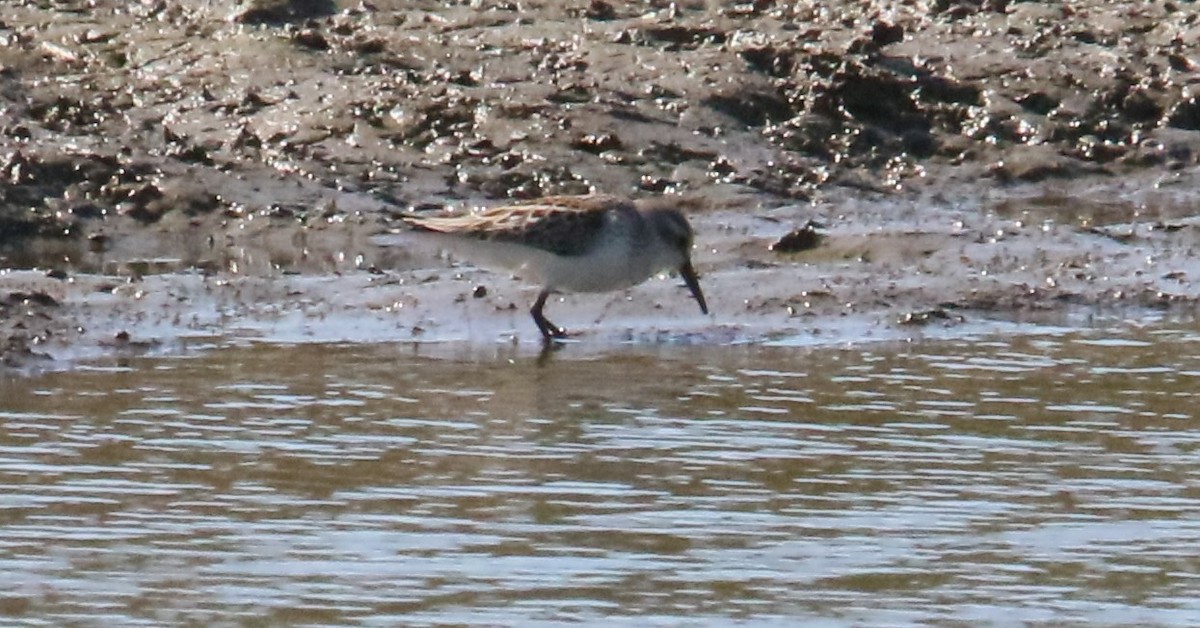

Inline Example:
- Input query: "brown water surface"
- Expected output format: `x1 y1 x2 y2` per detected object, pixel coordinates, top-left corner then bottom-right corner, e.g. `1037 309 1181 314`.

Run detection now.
2 326 1199 624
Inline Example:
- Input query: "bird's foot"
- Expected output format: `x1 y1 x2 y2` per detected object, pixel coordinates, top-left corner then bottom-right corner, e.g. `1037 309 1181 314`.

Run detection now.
538 324 569 342
533 312 568 342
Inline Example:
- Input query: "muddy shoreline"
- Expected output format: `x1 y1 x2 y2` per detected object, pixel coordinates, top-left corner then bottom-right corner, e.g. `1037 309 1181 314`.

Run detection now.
3 1 1200 371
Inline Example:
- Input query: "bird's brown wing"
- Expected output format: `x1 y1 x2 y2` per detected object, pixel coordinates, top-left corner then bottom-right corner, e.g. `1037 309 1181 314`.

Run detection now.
484 204 611 257
405 195 633 257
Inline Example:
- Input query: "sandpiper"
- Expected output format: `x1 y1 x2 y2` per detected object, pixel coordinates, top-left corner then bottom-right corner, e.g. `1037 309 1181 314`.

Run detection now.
399 194 708 340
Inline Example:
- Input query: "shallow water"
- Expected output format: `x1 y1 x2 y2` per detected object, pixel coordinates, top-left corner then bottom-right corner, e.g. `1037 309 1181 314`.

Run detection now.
2 326 1200 624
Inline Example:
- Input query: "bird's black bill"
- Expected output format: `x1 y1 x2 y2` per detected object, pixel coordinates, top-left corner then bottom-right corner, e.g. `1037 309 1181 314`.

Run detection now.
680 261 708 315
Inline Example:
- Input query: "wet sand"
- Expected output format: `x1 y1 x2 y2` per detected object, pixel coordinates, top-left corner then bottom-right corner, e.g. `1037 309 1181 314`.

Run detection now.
3 0 1200 370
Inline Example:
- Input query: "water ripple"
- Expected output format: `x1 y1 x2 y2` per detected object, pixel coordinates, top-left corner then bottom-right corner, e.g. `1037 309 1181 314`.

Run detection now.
1 327 1198 623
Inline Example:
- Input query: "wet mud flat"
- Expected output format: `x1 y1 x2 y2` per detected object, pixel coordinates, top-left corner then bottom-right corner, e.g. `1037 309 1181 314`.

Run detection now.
3 0 1200 369
5 174 1200 371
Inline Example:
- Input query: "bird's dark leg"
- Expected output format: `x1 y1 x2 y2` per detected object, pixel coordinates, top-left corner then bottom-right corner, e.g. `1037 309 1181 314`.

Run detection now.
531 289 566 341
